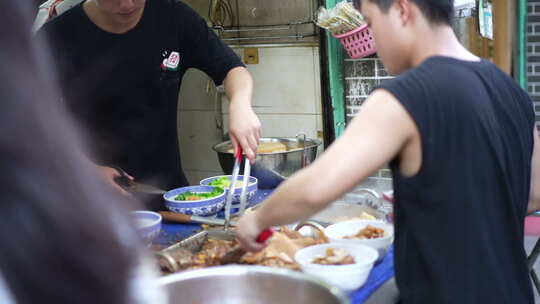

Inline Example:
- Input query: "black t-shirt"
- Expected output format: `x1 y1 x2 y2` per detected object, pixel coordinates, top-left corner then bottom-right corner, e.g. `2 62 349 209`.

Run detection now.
39 0 243 189
380 57 535 304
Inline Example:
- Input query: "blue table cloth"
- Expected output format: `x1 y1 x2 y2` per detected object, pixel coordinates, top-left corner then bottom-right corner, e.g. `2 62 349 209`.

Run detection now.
349 246 394 303
155 189 274 246
155 189 395 303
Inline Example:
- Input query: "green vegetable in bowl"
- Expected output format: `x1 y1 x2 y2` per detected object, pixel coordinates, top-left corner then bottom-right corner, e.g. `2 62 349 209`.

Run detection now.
174 188 223 201
208 177 232 189
208 177 245 189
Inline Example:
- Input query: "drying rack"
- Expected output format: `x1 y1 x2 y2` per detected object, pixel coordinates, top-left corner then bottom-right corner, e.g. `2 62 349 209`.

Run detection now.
214 20 318 43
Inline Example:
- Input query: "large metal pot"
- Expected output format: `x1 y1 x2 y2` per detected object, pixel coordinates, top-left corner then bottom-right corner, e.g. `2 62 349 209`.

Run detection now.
160 265 349 304
213 136 322 189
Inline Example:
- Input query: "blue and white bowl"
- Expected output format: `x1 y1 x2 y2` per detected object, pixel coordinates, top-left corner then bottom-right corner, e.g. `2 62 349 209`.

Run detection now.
131 211 162 245
200 175 258 204
163 185 226 216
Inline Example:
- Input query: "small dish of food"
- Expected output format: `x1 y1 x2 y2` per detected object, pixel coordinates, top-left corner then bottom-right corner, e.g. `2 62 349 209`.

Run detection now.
312 247 356 265
200 175 258 204
324 220 394 260
343 225 386 239
163 185 226 216
295 243 378 291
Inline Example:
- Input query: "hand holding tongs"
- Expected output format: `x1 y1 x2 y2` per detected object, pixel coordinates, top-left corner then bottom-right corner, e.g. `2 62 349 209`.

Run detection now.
224 147 252 229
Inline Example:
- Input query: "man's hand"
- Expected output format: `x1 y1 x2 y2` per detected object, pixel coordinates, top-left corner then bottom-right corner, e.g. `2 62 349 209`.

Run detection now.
95 165 133 196
229 104 261 162
223 67 261 162
236 211 267 252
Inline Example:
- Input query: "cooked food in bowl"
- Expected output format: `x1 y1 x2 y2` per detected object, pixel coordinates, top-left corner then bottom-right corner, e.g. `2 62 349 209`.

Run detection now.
295 243 379 291
324 220 394 261
312 248 355 265
343 225 386 239
226 141 304 154
173 188 224 201
163 186 227 216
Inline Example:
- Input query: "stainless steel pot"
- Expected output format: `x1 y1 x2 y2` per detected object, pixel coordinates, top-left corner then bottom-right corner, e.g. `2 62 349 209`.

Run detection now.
160 265 349 304
212 136 322 189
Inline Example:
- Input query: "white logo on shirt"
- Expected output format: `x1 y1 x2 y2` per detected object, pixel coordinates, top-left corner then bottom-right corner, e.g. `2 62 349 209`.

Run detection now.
164 51 180 70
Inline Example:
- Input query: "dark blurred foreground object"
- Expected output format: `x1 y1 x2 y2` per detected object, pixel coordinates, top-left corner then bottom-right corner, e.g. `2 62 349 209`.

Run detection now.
0 1 149 303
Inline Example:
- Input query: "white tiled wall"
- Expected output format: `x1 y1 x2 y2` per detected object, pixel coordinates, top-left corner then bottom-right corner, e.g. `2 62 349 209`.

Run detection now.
178 110 223 171
221 47 323 139
178 46 323 184
221 47 322 115
222 113 321 139
178 69 216 111
178 69 225 184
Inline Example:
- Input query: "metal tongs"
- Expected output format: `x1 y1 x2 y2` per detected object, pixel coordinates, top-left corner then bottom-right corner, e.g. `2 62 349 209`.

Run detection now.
224 147 252 229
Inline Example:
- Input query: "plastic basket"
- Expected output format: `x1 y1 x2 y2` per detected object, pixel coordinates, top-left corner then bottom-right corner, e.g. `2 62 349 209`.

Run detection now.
333 25 376 59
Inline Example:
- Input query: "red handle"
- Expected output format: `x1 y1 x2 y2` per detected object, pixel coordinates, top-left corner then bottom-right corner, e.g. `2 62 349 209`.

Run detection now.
256 229 274 243
382 190 394 203
235 146 243 161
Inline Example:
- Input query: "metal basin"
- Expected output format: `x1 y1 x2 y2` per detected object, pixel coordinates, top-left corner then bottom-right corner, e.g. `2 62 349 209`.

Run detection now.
213 137 322 189
160 265 349 304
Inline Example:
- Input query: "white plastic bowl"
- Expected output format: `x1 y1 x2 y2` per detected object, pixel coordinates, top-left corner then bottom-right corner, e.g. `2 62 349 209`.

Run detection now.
295 243 378 292
131 211 162 245
324 220 394 260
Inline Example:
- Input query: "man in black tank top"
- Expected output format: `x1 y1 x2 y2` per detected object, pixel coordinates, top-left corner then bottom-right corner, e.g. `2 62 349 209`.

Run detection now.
236 0 539 303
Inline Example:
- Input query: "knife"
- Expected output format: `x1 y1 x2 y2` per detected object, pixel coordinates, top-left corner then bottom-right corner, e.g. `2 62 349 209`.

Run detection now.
158 211 237 226
128 181 167 195
113 166 167 195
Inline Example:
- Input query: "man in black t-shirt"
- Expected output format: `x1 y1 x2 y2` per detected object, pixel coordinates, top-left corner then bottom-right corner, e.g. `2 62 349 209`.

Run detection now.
237 0 538 303
38 0 260 197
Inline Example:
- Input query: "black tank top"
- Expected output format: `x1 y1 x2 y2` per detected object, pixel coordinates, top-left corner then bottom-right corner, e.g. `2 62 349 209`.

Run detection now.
379 57 535 304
